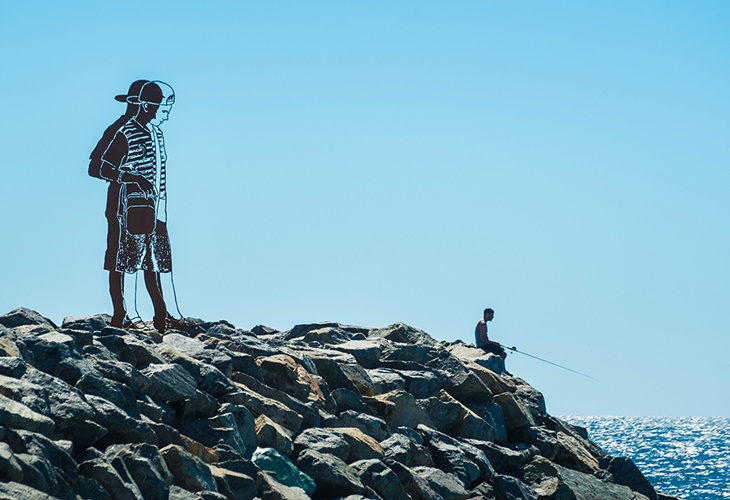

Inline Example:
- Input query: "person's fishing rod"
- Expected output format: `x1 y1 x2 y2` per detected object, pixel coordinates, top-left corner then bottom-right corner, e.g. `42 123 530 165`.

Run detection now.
501 344 599 381
474 307 598 381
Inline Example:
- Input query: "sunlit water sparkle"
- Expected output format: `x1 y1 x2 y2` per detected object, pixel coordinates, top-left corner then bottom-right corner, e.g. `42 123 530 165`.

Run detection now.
563 416 730 499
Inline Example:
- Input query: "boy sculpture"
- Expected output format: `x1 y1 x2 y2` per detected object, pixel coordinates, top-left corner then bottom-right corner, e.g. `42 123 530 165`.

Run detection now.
89 80 176 332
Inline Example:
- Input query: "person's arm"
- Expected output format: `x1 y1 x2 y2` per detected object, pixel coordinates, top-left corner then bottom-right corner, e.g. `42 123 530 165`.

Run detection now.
89 119 125 180
100 132 154 194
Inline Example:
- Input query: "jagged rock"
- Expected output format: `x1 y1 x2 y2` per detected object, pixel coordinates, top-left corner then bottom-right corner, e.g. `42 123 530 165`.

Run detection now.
293 428 350 461
527 427 559 460
379 359 431 372
169 485 203 499
331 340 383 368
79 455 145 500
0 356 28 378
12 451 57 496
105 443 173 500
0 441 24 482
600 456 657 499
554 431 599 473
380 342 431 364
162 333 206 356
197 363 236 398
257 354 326 404
256 470 311 500
59 328 94 347
433 390 497 442
329 427 385 462
0 308 56 329
375 390 435 429
138 394 176 425
0 393 55 436
256 414 294 456
0 481 60 500
521 456 650 500
465 361 516 395
512 379 546 418
217 403 258 457
417 425 495 487
493 393 536 431
73 475 111 499
0 336 23 358
351 458 411 500
380 432 412 465
174 389 220 419
203 325 278 357
177 414 247 456
20 367 96 431
339 363 377 397
97 331 167 368
228 351 263 381
417 394 462 433
445 343 506 374
368 323 441 348
295 449 366 497
408 440 434 467
305 355 361 396
19 333 97 385
76 372 141 419
161 444 219 493
285 321 368 341
84 344 137 384
209 464 257 500
469 480 495 498
227 385 304 434
86 394 158 446
493 474 539 500
155 343 202 380
426 350 493 405
68 419 108 449
332 387 365 414
232 371 322 428
412 466 469 500
62 314 111 332
252 324 278 336
178 434 222 464
197 350 234 378
145 417 183 449
339 410 390 441
399 369 441 399
464 439 537 474
135 363 198 403
366 368 407 393
253 447 316 496
385 459 444 500
545 416 605 459
302 326 356 344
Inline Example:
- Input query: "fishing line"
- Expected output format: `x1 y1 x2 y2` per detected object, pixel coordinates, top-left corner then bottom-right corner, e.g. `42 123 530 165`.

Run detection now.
502 345 599 381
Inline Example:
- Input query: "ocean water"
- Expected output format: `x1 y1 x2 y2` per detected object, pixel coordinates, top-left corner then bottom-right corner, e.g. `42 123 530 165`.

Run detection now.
563 416 730 500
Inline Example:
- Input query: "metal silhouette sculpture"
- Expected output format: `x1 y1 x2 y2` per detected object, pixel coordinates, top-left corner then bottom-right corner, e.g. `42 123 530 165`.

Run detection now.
89 80 176 332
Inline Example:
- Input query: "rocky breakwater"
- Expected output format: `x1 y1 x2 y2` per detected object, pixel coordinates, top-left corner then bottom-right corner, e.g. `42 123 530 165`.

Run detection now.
0 307 678 500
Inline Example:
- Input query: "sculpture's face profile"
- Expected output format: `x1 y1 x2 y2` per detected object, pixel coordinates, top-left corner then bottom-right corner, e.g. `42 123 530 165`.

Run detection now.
150 82 175 127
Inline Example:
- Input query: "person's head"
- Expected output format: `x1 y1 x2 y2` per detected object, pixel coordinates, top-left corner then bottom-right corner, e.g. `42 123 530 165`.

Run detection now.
483 308 494 321
129 81 175 126
115 79 148 117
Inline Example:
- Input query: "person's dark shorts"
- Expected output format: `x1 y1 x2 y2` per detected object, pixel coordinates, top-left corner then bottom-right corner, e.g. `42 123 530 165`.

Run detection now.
479 343 506 357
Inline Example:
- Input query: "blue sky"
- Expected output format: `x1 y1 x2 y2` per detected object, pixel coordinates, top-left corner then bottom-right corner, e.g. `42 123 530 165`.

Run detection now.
1 1 728 416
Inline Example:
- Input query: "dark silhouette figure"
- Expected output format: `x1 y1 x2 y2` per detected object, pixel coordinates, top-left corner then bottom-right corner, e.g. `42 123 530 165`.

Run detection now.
475 307 507 360
89 80 176 332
